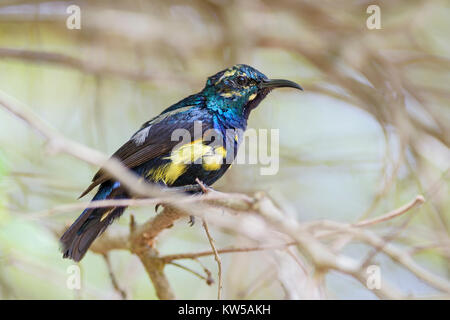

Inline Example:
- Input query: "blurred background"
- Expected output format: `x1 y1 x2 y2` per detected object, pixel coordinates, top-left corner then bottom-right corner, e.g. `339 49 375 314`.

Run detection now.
0 0 448 299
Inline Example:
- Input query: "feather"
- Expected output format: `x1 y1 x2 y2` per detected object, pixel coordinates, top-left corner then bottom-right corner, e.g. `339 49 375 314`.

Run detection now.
79 104 211 198
62 182 126 261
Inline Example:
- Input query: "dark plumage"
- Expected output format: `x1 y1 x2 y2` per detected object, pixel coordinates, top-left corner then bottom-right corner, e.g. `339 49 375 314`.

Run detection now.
60 64 302 261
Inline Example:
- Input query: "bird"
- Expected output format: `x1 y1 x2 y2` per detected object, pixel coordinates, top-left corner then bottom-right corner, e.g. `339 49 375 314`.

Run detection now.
60 64 302 261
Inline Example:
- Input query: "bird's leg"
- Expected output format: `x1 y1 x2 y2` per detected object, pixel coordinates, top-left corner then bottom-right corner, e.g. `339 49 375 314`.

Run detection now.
187 178 215 226
189 215 196 227
170 184 203 193
155 184 203 213
170 184 215 194
155 203 163 213
160 181 215 225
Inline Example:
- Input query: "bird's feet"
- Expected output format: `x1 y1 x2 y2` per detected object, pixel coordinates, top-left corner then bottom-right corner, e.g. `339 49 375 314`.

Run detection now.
187 179 214 227
172 182 215 195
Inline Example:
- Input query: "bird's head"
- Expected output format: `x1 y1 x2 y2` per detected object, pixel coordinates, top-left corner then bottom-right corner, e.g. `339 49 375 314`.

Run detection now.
203 64 302 119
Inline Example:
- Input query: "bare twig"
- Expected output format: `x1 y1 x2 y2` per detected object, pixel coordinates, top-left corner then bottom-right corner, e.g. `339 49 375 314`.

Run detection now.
161 242 297 262
0 47 185 84
307 220 450 294
102 254 127 300
354 195 425 228
192 258 215 286
168 261 213 285
202 219 223 300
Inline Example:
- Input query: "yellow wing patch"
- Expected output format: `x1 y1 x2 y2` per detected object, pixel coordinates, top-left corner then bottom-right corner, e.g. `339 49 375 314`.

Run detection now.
202 146 227 171
146 140 228 183
168 139 211 164
146 162 187 185
169 140 228 172
215 146 227 158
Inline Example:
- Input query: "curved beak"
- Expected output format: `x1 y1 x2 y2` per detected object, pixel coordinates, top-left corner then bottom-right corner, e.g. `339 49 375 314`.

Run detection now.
259 78 303 91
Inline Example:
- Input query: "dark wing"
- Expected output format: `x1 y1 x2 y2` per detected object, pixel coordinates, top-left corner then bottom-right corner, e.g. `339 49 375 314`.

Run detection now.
79 106 212 198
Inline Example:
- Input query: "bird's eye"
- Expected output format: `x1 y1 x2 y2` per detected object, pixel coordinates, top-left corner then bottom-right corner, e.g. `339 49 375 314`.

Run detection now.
236 76 248 86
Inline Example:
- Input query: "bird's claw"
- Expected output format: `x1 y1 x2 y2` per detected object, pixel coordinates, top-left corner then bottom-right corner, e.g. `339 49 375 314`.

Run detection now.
155 203 163 212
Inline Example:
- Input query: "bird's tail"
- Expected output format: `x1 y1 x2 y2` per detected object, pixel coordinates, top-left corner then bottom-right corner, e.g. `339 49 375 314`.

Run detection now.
60 181 126 262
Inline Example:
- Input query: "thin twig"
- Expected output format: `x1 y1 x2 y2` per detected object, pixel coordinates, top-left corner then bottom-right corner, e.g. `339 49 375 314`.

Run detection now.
307 220 450 294
168 262 213 285
237 267 277 299
192 258 215 286
0 47 186 84
161 242 297 262
102 254 127 299
354 195 425 227
195 178 209 193
202 219 223 300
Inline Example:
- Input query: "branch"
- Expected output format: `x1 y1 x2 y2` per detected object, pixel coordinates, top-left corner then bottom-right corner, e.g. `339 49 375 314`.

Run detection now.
24 191 254 219
102 253 127 299
0 47 186 84
354 195 425 227
168 261 214 285
202 219 222 300
306 220 450 294
161 242 297 262
128 211 179 300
